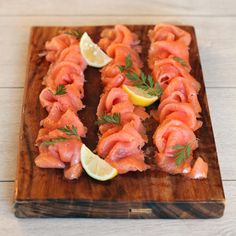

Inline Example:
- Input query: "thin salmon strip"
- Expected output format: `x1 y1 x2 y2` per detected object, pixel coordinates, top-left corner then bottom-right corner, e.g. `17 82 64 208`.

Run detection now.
106 153 149 174
96 88 130 116
158 102 202 131
50 109 86 133
57 44 87 71
40 84 84 113
35 152 65 168
36 112 86 144
133 106 150 120
64 163 83 180
148 23 191 46
153 119 198 175
97 122 146 159
36 139 83 180
101 72 126 92
97 131 135 158
111 101 134 114
45 33 78 62
99 126 123 138
161 76 201 116
152 58 200 91
48 139 82 164
98 123 121 135
107 44 143 68
98 24 141 53
186 157 208 179
153 119 198 153
98 112 146 137
106 142 142 161
148 41 190 70
99 52 141 91
105 88 129 113
120 112 146 135
44 61 84 90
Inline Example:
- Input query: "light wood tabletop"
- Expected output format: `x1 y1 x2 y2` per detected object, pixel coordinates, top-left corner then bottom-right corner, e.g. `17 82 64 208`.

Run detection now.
0 0 235 235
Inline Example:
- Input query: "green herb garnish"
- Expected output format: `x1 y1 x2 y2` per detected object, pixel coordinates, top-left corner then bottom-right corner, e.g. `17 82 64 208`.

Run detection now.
42 125 81 146
64 30 83 39
42 137 69 146
97 113 121 125
118 54 133 72
57 125 80 139
172 143 192 166
119 55 163 97
172 56 187 67
126 71 162 97
54 84 67 95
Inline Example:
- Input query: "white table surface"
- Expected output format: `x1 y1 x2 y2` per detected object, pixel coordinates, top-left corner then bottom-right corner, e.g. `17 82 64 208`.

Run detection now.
0 0 236 235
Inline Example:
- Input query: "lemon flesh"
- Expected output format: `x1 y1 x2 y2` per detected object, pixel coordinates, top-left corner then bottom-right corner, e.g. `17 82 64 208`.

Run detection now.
80 32 112 67
80 144 118 181
122 85 158 107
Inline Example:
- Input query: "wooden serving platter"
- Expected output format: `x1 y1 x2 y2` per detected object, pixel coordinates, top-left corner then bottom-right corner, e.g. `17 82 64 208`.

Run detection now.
14 25 225 218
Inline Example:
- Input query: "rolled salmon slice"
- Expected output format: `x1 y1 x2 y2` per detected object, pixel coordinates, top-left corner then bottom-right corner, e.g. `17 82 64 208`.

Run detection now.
152 58 200 91
158 102 202 131
106 153 149 174
148 41 190 70
161 76 201 116
148 23 191 46
153 119 198 175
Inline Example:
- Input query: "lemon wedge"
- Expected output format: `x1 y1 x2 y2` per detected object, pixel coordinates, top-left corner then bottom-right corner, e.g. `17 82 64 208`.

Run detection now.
80 144 118 181
122 85 158 107
80 32 112 67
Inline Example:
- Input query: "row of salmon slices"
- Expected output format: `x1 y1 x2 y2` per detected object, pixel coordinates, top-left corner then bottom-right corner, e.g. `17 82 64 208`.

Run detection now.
148 24 208 178
35 33 88 180
96 25 150 174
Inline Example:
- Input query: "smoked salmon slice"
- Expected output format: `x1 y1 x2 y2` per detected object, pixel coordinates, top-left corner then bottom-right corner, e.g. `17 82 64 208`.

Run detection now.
39 84 84 113
148 23 191 46
44 61 85 90
106 153 149 174
153 119 198 175
99 24 141 53
186 157 208 179
57 44 87 71
148 41 190 70
152 58 200 90
160 76 201 116
45 33 78 62
157 102 202 131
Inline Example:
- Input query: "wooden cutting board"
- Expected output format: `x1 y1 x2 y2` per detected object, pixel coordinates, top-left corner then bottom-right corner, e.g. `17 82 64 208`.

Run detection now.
13 25 225 218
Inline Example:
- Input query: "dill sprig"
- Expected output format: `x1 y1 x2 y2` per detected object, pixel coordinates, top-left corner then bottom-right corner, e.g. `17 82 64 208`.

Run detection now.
42 137 69 146
172 56 187 67
118 54 133 72
57 125 80 139
97 113 121 125
126 71 163 97
119 54 163 97
64 30 83 39
54 84 67 95
172 143 192 166
42 125 81 146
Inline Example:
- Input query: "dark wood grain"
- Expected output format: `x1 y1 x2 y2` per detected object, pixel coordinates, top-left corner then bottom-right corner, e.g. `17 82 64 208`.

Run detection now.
13 25 225 218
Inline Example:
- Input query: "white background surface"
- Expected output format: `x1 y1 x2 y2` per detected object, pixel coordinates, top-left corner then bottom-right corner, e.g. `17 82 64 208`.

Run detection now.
0 0 235 235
